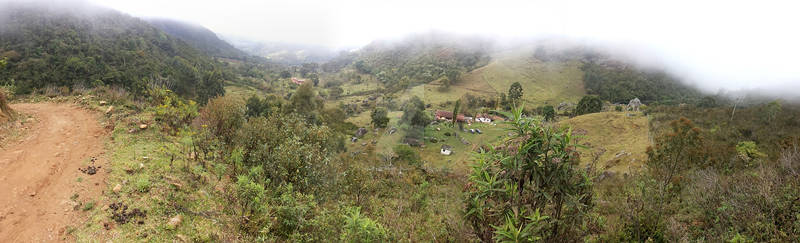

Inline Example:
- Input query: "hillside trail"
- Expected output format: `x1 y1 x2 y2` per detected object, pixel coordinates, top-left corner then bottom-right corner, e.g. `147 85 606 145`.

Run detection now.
0 103 109 242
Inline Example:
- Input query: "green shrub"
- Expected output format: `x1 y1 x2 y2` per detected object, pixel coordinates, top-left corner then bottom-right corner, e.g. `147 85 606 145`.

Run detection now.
340 207 389 243
195 96 245 145
646 117 706 190
274 185 317 238
235 174 270 234
151 89 199 134
233 114 340 193
735 141 765 166
465 106 595 242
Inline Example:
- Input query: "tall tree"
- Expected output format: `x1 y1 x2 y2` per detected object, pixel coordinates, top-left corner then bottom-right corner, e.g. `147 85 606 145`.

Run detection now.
541 105 555 121
452 99 461 127
401 96 429 127
508 82 524 106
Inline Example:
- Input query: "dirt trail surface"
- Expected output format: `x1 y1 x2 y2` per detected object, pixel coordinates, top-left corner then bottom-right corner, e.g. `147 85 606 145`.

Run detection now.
0 103 108 242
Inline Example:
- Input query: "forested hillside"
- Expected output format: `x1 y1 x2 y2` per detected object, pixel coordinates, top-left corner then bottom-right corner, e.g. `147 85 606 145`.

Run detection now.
0 2 225 101
147 18 246 59
581 58 701 104
351 33 492 91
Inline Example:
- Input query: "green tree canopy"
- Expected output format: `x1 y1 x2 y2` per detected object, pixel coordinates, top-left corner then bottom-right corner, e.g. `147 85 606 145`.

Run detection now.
575 95 602 116
400 96 430 128
370 107 389 128
508 82 524 106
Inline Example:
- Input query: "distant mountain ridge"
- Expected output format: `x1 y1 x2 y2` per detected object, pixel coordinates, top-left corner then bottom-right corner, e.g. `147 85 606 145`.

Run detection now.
146 18 247 59
223 36 340 65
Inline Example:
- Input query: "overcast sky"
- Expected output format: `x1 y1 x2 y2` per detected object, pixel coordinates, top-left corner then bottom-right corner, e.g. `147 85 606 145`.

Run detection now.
87 0 800 94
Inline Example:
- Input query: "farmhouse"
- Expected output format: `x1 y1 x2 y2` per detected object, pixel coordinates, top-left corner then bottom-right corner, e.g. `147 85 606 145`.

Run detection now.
435 110 453 120
291 77 306 85
434 110 468 122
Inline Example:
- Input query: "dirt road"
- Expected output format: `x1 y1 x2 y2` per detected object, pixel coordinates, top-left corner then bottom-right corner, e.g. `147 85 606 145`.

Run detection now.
0 103 108 242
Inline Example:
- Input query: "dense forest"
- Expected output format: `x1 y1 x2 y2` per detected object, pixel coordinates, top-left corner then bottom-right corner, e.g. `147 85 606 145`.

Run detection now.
146 18 247 59
0 2 226 102
351 33 492 91
581 59 701 104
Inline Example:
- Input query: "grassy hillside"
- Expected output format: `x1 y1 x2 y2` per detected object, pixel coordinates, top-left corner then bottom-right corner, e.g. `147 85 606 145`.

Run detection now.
560 111 650 173
455 49 586 105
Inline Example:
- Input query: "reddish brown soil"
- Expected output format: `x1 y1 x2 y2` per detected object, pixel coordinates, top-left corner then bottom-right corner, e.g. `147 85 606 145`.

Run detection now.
0 103 109 242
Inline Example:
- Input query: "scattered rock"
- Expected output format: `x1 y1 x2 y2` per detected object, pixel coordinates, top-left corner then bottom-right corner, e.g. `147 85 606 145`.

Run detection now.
99 101 108 106
167 215 183 229
113 184 122 193
351 137 358 143
361 142 367 146
139 124 148 130
355 127 368 138
105 105 114 114
29 191 36 197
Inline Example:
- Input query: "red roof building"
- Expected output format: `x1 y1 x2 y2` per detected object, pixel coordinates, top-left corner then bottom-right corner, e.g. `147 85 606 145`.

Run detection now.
435 110 467 122
435 110 453 120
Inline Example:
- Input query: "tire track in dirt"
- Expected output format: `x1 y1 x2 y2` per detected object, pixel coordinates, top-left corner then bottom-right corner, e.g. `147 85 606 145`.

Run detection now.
0 103 109 242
